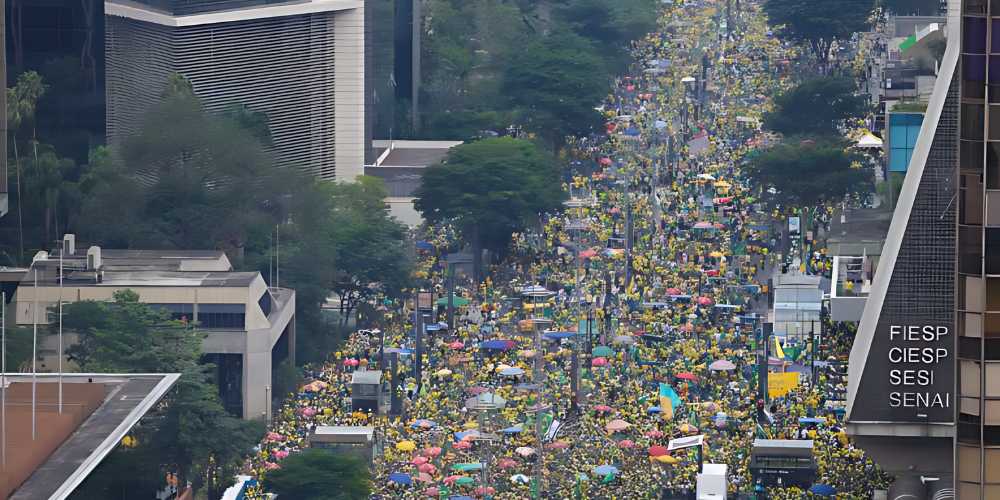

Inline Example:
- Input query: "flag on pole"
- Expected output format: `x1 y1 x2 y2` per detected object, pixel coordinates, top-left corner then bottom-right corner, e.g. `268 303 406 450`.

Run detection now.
773 336 786 359
659 383 681 420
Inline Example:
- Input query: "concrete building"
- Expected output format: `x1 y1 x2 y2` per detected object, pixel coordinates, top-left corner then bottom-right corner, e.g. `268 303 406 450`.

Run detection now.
12 235 294 420
104 0 366 181
847 1 958 497
366 139 463 226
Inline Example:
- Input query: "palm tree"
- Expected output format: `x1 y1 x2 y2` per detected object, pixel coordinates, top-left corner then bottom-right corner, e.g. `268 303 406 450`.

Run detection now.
7 71 47 261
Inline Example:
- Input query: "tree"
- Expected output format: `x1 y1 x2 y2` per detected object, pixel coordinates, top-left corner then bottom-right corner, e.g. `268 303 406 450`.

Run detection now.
502 30 608 150
764 0 874 67
63 290 263 496
763 77 867 137
78 74 287 260
746 138 871 209
263 449 371 500
414 138 565 279
7 71 48 261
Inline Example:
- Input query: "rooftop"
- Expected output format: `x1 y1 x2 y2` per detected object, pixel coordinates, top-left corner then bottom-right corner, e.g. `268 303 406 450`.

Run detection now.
827 207 893 256
3 373 179 500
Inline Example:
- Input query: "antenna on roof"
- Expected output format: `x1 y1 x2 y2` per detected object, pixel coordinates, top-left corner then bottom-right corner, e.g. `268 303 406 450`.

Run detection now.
2 289 7 466
58 240 64 414
275 224 280 289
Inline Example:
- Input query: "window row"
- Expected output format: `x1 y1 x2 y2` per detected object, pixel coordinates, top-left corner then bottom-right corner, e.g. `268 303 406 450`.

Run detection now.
958 444 1000 485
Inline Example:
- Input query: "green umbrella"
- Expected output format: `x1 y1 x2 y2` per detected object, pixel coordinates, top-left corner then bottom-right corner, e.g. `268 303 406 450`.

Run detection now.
452 463 484 472
436 295 470 306
455 476 476 486
593 346 614 357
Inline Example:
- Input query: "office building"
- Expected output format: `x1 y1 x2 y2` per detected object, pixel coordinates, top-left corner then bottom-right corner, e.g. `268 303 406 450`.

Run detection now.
12 235 295 420
105 0 366 181
366 139 463 226
847 0 975 497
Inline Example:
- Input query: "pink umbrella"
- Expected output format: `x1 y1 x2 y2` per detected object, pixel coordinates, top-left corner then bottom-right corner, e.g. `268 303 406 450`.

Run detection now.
342 358 353 366
449 341 465 350
599 157 613 166
416 472 434 483
498 458 518 469
273 450 290 460
265 432 285 442
418 463 437 474
545 441 570 450
264 461 280 471
648 445 669 457
466 386 489 395
423 447 443 457
580 249 598 259
696 296 713 306
594 404 614 413
411 456 429 466
605 419 631 432
645 430 665 439
443 475 464 485
476 486 497 495
676 372 698 381
454 440 473 450
618 440 635 449
298 407 317 417
592 357 609 367
424 487 440 496
666 287 682 295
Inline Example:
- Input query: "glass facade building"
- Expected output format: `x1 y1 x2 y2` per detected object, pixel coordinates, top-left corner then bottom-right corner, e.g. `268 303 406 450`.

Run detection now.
958 1 1000 495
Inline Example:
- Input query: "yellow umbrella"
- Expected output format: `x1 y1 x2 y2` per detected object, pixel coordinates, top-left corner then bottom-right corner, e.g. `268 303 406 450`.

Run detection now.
435 368 453 377
396 440 417 452
653 455 679 464
709 251 724 258
463 421 479 430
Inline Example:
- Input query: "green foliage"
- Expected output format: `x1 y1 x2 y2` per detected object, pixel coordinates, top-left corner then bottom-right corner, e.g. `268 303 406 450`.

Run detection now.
555 0 659 73
63 290 264 493
76 74 289 258
502 30 609 149
764 0 874 64
1 325 36 372
747 138 872 208
263 449 372 500
764 77 867 136
879 0 940 15
415 138 565 275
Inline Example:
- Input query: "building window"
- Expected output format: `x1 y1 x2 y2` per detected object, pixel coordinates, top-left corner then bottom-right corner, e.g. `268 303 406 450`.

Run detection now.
258 291 273 317
198 304 246 330
968 17 988 53
960 444 982 483
986 448 1000 483
967 0 988 15
964 103 987 140
962 335 983 359
148 303 195 322
988 229 1000 273
963 360 983 397
968 55 988 84
961 226 984 275
963 140 985 171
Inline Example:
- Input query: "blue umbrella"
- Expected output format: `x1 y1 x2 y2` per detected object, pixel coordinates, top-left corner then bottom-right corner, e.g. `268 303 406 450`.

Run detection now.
592 465 619 476
411 419 438 429
415 240 434 250
810 484 836 496
388 472 412 485
647 406 661 414
799 417 825 425
623 128 641 137
543 331 577 341
449 497 475 500
481 339 515 350
501 424 524 434
500 367 525 377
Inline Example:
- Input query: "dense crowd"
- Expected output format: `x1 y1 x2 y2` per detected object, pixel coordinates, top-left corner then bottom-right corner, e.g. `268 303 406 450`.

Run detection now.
242 0 890 498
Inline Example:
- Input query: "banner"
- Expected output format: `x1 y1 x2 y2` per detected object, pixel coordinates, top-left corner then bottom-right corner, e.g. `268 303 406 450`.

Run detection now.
768 372 800 398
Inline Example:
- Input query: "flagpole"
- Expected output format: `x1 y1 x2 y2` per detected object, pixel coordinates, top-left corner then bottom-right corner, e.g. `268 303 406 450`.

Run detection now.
31 268 37 440
2 290 6 466
58 242 63 413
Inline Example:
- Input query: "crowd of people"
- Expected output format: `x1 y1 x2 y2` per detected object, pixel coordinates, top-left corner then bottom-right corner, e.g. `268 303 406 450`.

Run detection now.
241 0 890 498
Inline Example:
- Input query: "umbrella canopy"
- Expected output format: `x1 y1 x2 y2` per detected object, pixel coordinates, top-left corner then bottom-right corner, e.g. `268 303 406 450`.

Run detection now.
424 487 440 496
511 474 531 484
676 372 698 381
606 419 631 432
545 441 571 450
592 465 619 476
480 339 516 351
709 359 736 371
434 368 453 377
501 424 524 434
499 367 526 377
453 440 473 450
653 454 679 464
389 472 412 485
498 458 519 469
411 419 439 429
592 357 609 367
515 446 536 457
592 346 615 357
436 295 470 306
396 440 417 452
465 393 507 410
594 404 614 413
416 472 434 483
422 446 443 457
448 341 465 349
411 456 429 465
452 463 484 472
418 463 437 474
618 439 635 449
648 445 669 457
543 331 577 341
679 423 699 434
799 417 825 425
810 484 837 496
645 430 665 438
665 287 682 295
648 406 662 414
693 221 716 229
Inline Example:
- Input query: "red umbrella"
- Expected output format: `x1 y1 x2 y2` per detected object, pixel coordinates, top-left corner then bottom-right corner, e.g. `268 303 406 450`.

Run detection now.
645 430 665 439
476 487 497 495
618 439 635 449
443 475 464 485
422 446 443 457
648 445 669 457
676 372 698 381
696 296 714 306
594 404 614 413
666 287 682 295
454 440 472 450
599 157 613 166
498 458 518 469
580 249 598 259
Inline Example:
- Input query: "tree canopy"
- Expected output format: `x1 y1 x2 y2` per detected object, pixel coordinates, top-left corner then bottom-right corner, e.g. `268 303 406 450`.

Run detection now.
414 138 565 277
263 449 371 500
502 30 608 150
746 139 871 208
764 76 867 136
764 0 874 65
